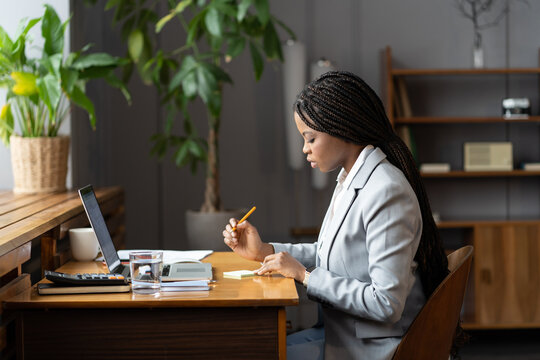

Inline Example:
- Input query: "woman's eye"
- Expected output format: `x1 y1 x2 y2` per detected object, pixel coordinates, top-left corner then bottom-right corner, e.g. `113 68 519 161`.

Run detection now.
307 138 315 144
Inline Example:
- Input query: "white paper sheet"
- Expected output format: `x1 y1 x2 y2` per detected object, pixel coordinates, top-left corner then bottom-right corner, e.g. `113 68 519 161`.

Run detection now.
116 250 213 265
160 280 210 292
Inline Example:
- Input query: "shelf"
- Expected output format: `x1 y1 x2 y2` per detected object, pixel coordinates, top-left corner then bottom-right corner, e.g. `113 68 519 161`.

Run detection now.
292 220 540 234
391 68 540 76
462 322 540 330
396 116 540 124
421 170 540 178
436 219 540 229
386 46 540 332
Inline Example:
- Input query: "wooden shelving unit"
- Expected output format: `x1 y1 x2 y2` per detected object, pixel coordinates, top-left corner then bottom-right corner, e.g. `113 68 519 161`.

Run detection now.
391 67 540 76
436 219 540 229
386 46 540 330
421 170 540 178
396 116 540 124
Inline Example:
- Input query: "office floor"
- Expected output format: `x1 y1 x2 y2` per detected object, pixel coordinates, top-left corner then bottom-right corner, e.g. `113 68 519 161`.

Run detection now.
460 329 540 359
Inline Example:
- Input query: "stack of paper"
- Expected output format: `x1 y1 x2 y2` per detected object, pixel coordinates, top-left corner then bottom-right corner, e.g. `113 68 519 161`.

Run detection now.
160 280 210 292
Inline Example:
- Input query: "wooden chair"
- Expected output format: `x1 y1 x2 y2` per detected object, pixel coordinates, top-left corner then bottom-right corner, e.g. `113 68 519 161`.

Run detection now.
392 245 474 360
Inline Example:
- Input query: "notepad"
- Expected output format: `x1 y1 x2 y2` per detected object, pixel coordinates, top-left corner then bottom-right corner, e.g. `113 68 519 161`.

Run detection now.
37 283 131 295
223 270 256 279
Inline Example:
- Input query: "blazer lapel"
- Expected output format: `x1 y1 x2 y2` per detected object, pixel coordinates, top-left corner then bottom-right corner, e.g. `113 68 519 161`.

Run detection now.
320 147 387 267
319 188 358 267
316 202 333 267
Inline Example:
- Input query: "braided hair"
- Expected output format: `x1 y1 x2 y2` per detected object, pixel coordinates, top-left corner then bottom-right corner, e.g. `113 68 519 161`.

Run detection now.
294 71 467 357
294 70 448 298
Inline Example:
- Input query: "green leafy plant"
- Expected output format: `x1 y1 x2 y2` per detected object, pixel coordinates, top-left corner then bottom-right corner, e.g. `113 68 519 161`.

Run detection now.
0 4 130 145
104 0 294 212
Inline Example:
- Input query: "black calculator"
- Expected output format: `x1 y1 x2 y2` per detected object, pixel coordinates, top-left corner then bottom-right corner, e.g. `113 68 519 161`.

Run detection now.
45 270 128 286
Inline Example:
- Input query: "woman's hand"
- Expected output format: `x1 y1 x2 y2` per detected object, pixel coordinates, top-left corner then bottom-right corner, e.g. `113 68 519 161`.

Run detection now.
256 251 306 282
222 219 274 262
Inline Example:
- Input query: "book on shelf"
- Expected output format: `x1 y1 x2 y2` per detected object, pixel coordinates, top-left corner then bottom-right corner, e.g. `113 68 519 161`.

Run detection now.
396 125 418 163
395 77 412 118
393 81 403 118
503 114 529 120
522 162 540 171
420 163 451 173
37 283 131 295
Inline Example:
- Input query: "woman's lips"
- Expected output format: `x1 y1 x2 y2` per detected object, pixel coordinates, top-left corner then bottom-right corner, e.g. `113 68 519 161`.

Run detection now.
310 162 317 168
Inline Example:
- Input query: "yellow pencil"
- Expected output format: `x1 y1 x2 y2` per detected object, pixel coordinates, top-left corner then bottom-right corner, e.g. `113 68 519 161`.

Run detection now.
232 206 256 232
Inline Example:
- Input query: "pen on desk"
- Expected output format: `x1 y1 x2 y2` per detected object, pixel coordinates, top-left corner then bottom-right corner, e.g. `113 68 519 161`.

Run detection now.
231 206 256 232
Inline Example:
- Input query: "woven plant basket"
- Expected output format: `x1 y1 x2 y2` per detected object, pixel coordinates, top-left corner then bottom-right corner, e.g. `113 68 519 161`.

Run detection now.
10 135 70 194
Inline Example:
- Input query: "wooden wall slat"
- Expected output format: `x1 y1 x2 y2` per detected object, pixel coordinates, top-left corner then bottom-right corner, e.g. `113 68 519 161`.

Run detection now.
474 223 540 325
0 274 31 314
0 274 31 357
0 325 6 352
41 227 60 274
0 243 31 278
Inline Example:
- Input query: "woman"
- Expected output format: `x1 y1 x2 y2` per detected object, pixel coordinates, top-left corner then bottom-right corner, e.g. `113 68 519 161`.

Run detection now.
223 71 450 359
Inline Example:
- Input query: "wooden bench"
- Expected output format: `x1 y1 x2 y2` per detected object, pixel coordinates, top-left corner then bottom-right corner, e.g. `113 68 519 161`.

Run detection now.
0 187 124 358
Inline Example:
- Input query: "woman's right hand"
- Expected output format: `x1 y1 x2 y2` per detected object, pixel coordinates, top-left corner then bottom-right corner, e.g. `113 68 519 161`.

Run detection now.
223 219 273 262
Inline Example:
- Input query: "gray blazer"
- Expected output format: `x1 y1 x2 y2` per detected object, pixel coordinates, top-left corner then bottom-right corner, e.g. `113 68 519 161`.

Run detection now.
273 147 426 359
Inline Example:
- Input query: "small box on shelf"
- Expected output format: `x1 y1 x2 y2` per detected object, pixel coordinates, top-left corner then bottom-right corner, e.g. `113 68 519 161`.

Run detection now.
420 163 451 173
464 142 513 171
502 98 530 120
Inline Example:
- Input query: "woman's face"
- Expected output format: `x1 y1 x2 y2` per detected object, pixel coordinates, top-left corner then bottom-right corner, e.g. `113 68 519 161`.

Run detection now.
294 112 361 173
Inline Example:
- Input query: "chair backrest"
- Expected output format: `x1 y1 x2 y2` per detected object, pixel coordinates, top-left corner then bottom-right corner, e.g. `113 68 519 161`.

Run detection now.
392 245 474 360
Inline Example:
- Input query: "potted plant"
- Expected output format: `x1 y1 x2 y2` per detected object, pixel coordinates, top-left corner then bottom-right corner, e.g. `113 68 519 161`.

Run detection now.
103 0 293 249
0 4 130 193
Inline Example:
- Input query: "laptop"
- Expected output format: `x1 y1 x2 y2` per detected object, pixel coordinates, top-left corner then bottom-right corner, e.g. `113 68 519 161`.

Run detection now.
78 185 212 281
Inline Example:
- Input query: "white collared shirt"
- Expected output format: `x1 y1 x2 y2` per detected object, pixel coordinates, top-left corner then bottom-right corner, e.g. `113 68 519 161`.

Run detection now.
317 145 374 258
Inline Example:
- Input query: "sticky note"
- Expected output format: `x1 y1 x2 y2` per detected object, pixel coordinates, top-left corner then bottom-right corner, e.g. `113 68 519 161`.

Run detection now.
223 270 256 279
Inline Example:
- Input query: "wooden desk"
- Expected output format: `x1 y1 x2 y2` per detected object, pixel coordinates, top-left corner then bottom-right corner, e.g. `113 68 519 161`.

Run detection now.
0 187 124 358
5 252 299 359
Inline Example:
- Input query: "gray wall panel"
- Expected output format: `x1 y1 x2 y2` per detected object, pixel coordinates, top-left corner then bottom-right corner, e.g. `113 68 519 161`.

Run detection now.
70 0 540 252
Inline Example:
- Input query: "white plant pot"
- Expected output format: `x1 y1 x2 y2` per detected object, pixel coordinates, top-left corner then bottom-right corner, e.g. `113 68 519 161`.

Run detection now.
185 209 247 251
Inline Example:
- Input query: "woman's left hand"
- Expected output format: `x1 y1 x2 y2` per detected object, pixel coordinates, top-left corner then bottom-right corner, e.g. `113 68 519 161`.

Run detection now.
256 251 306 282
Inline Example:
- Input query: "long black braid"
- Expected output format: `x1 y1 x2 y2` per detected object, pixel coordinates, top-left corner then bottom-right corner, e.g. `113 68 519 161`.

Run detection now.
294 71 466 356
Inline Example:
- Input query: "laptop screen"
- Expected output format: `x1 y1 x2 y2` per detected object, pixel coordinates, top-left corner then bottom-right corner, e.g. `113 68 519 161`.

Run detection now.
78 185 121 272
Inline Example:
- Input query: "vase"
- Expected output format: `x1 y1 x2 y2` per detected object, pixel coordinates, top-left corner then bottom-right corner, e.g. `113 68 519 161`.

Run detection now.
185 209 247 251
10 135 70 194
473 33 484 69
473 46 484 69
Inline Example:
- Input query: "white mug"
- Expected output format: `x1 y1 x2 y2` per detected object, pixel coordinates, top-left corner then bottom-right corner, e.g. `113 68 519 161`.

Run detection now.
69 228 99 261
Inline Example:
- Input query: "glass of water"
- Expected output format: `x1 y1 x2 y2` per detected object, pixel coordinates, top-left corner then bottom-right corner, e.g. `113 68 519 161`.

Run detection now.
129 251 163 294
